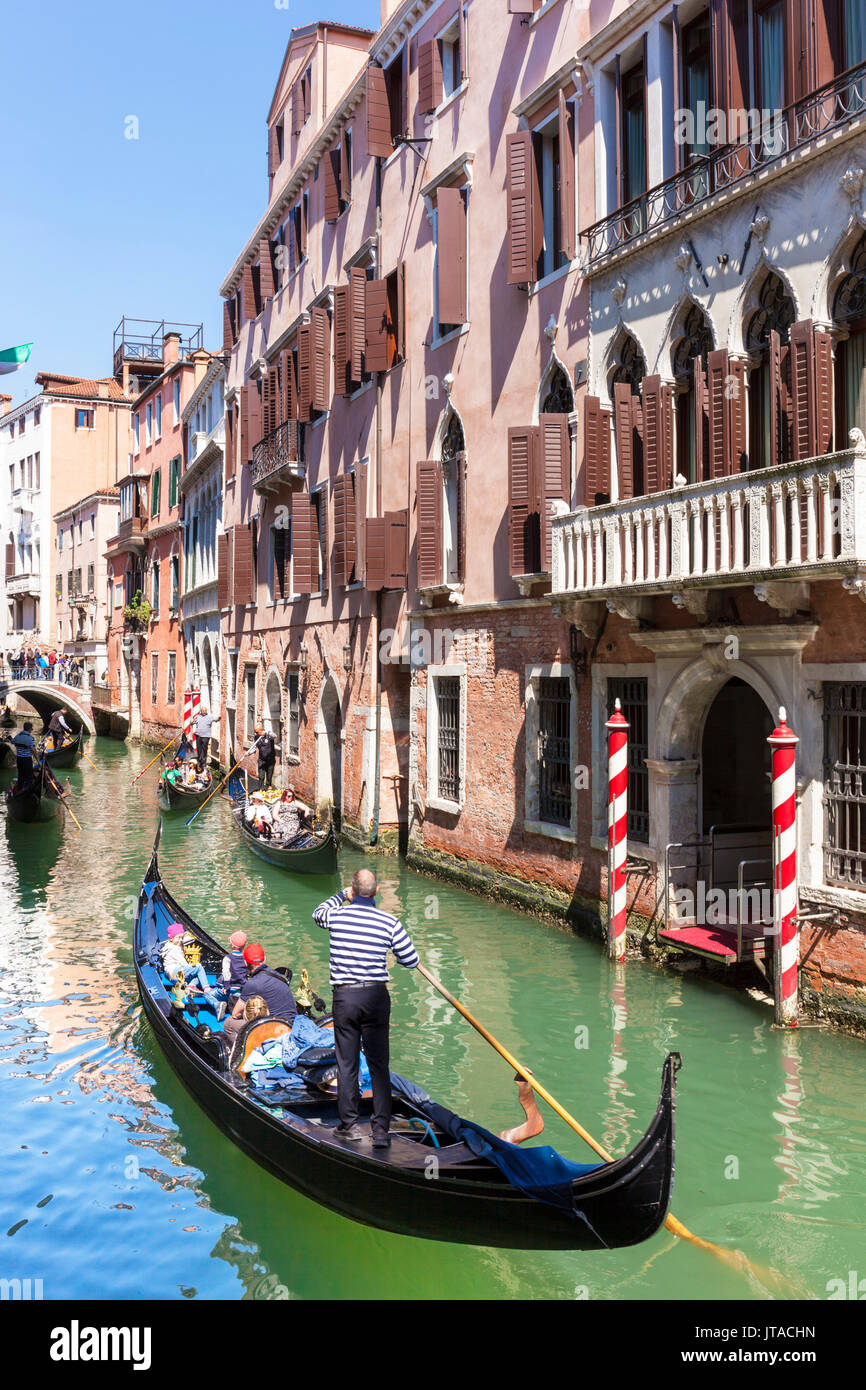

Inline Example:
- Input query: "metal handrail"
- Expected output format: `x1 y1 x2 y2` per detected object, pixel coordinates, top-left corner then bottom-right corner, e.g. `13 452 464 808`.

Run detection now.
735 856 773 959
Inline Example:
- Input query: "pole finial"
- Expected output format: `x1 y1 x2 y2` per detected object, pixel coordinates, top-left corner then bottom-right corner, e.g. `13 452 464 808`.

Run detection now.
779 706 786 723
614 697 621 711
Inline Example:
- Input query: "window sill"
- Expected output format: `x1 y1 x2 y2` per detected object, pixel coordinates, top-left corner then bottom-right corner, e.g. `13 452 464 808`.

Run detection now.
383 142 409 171
529 258 579 296
429 322 470 351
590 834 656 863
419 582 464 608
347 379 374 402
427 794 462 815
524 819 575 843
530 0 563 24
432 81 468 120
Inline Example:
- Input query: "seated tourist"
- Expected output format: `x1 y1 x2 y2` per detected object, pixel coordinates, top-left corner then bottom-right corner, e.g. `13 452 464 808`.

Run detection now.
244 792 273 837
159 923 225 1019
221 931 249 995
223 944 297 1047
271 786 311 841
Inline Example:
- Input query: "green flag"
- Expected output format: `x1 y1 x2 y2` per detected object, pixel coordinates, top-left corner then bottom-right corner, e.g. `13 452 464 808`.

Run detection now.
0 343 33 375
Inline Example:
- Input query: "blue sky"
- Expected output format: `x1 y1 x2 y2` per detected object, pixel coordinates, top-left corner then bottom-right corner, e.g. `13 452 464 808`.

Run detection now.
1 0 377 408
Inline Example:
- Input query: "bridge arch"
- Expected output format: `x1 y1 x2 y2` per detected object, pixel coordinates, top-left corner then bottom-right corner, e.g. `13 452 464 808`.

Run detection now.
1 681 96 735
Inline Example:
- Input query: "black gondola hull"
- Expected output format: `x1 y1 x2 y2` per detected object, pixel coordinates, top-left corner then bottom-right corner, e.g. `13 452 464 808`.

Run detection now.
157 777 213 811
5 783 65 822
43 729 84 769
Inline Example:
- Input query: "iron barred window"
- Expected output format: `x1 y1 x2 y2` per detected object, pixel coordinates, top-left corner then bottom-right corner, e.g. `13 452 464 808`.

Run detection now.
607 677 649 843
823 682 866 888
437 676 461 803
538 677 572 826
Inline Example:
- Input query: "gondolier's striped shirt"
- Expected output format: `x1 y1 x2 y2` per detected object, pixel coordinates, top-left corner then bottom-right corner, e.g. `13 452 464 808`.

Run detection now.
313 891 419 984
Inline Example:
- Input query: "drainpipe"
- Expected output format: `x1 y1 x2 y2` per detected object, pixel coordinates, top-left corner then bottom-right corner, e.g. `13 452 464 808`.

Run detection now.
370 157 384 846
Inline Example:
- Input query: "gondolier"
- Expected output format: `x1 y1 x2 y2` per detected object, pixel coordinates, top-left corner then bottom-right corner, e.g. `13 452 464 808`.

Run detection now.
12 722 37 788
47 707 72 749
254 723 278 790
193 706 218 768
313 869 419 1149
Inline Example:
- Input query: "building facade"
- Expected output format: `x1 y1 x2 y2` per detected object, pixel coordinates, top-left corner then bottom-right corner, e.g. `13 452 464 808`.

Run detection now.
53 489 119 681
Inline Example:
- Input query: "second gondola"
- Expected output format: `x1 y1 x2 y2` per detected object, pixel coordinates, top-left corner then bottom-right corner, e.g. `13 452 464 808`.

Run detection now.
227 773 339 874
41 728 85 770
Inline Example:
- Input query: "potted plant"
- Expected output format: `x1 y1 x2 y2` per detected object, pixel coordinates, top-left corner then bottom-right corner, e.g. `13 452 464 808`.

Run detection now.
123 590 153 633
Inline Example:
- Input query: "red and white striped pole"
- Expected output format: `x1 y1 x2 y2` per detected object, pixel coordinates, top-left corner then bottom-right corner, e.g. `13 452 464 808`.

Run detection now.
768 706 799 1027
183 689 193 738
606 698 629 962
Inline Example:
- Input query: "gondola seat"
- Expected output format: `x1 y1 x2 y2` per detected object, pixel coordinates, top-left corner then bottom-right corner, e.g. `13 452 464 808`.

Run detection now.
230 1016 295 1072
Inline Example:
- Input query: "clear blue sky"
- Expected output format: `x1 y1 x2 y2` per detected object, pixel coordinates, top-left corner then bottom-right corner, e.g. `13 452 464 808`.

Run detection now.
1 0 377 407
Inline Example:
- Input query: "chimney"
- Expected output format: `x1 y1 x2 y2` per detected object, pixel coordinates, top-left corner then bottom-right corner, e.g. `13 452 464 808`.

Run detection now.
0 394 12 417
163 332 181 366
97 381 109 399
191 348 210 390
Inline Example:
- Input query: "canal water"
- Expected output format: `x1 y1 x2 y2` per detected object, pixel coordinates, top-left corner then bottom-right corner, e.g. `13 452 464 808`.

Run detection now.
1 738 864 1301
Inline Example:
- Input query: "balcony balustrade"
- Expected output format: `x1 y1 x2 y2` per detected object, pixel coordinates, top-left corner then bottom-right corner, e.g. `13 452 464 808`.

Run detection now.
250 420 304 492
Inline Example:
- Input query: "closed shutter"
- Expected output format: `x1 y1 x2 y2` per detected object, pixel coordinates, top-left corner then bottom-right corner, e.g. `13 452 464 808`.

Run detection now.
418 38 443 114
259 238 276 302
217 533 229 608
262 369 271 440
223 300 235 350
613 383 636 500
641 376 675 493
355 459 368 580
365 279 390 373
324 146 340 222
366 516 387 591
730 358 747 473
311 307 331 411
693 356 707 481
241 263 256 322
558 90 576 262
814 327 834 456
233 522 254 606
5 542 14 580
333 473 357 586
386 509 409 588
240 382 262 466
417 459 444 588
583 397 612 505
769 328 783 468
506 132 539 285
297 324 312 422
707 348 732 478
366 65 393 159
349 267 367 381
538 415 570 572
789 319 816 462
508 426 538 575
292 493 317 594
224 402 235 481
437 186 467 326
334 285 350 396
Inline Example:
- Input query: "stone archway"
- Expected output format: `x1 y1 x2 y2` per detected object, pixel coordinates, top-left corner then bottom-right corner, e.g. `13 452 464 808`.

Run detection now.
316 674 343 817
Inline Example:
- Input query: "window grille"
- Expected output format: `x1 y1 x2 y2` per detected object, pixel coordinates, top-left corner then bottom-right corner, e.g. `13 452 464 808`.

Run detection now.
538 677 571 826
607 677 649 842
437 677 461 802
823 682 866 888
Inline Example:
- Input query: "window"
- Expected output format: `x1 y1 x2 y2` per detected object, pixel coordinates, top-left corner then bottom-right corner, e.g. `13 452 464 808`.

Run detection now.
621 60 646 230
90 512 95 537
436 676 461 803
173 377 180 423
171 555 179 610
154 394 162 439
384 50 407 144
324 130 353 220
745 272 795 470
276 116 285 164
114 582 123 608
288 193 308 272
313 488 327 592
56 575 62 599
607 677 649 842
824 683 866 887
18 417 24 436
67 570 73 596
270 518 292 601
133 412 140 453
87 563 94 592
167 652 176 705
245 667 257 741
169 455 180 508
681 13 712 167
146 401 153 446
58 528 64 551
151 561 160 615
151 469 161 516
538 677 572 826
75 409 94 430
438 12 464 100
77 519 83 542
834 234 866 438
151 653 159 705
33 452 40 488
286 670 300 759
34 408 40 427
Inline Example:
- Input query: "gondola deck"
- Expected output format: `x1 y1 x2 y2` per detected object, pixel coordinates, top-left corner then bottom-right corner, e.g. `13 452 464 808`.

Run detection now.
133 830 680 1249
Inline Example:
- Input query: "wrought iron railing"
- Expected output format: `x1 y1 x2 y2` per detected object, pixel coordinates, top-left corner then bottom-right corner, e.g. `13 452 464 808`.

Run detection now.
250 420 304 489
582 58 866 267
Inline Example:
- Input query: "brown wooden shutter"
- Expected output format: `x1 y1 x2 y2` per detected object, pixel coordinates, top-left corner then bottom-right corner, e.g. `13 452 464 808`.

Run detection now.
223 300 234 350
233 522 254 605
416 460 443 588
814 327 834 456
291 81 302 134
6 541 15 580
297 324 312 422
217 533 229 608
506 132 539 285
317 488 329 591
365 279 390 373
583 397 611 505
538 415 570 571
311 307 331 411
394 263 405 361
613 384 636 500
418 38 443 114
789 319 817 462
240 382 261 466
334 285 350 396
366 65 393 159
366 517 387 591
333 473 357 586
350 266 367 381
437 187 467 326
707 348 732 478
814 0 843 89
387 509 409 588
262 370 271 440
224 402 235 481
241 262 256 322
291 493 317 594
693 356 707 481
454 451 466 583
558 90 576 263
324 147 340 222
259 237 275 302
730 358 747 473
769 328 783 467
642 376 675 494
508 426 539 575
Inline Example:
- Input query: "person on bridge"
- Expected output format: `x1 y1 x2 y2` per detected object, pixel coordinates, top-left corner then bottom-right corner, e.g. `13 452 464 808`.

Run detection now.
313 869 419 1148
193 706 218 768
11 722 37 788
47 708 72 749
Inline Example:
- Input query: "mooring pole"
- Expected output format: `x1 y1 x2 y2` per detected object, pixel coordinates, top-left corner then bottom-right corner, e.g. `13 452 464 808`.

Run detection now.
768 706 799 1026
606 698 629 962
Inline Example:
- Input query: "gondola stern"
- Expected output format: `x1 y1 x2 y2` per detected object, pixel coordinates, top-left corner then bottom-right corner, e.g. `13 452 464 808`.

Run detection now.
144 821 162 883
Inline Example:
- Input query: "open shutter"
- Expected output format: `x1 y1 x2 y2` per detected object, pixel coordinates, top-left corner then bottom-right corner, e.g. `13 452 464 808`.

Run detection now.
366 65 393 159
769 328 783 468
558 90 576 263
350 266 367 381
416 460 444 588
223 300 235 350
333 285 350 396
693 356 707 481
386 509 409 589
270 363 281 435
292 493 317 594
258 237 275 301
241 263 256 322
217 533 229 608
508 426 539 576
789 319 816 462
366 517 387 591
538 415 570 572
261 370 271 441
641 376 675 494
224 402 235 482
613 383 636 500
437 187 467 327
297 323 312 423
418 38 443 114
506 132 539 285
707 348 732 478
324 147 340 222
240 382 262 465
233 522 254 606
814 327 834 456
365 279 390 373
291 81 303 135
583 397 611 505
311 307 331 411
729 358 747 473
454 451 466 583
814 0 843 89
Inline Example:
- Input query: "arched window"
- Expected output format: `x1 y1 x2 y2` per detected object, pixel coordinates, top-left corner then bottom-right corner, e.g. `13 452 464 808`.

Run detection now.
611 335 646 395
673 305 714 483
441 409 465 585
541 363 574 415
610 335 646 496
834 233 866 439
745 272 795 469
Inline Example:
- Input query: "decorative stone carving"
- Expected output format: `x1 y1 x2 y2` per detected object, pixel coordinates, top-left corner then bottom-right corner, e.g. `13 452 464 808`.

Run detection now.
544 314 558 344
605 595 652 623
551 597 604 638
673 244 692 274
840 166 865 206
442 372 455 399
672 590 713 622
611 277 627 308
849 427 866 457
753 580 810 617
842 570 866 603
750 212 770 245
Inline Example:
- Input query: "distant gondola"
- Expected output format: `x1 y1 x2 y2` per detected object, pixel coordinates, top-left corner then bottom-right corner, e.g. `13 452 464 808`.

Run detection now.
0 739 16 769
5 763 66 823
157 767 214 811
227 772 339 875
41 728 84 770
133 828 680 1250
0 712 16 730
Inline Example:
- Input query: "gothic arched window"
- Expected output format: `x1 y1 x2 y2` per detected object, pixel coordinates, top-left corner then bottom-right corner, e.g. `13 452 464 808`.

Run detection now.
610 335 646 396
834 234 866 438
746 273 796 469
541 363 574 414
673 306 714 482
441 410 465 585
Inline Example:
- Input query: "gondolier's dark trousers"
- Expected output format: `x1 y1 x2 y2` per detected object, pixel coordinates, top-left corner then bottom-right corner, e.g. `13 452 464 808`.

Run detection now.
332 982 391 1137
195 736 210 766
258 757 275 789
16 756 33 788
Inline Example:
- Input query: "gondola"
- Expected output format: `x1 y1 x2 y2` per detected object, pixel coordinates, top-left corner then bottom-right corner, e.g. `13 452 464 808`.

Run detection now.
41 727 84 769
0 712 16 729
133 828 680 1250
227 772 339 875
5 762 66 823
157 766 214 811
0 739 16 769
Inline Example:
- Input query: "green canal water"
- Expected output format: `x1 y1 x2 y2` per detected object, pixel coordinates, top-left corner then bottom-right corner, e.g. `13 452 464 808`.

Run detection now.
1 738 864 1301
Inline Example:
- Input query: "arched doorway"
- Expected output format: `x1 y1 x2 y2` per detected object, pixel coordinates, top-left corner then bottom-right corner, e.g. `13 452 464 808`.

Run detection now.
701 678 774 832
317 676 343 819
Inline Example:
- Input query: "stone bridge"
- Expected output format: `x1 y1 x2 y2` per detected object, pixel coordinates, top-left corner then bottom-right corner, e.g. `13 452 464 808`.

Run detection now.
0 680 97 735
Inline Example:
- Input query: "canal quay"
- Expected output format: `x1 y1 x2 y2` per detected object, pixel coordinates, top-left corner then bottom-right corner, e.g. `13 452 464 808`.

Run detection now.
1 739 865 1309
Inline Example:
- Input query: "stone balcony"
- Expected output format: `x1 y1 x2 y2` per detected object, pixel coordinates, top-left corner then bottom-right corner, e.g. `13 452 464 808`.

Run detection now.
250 420 304 493
551 439 866 626
6 572 41 597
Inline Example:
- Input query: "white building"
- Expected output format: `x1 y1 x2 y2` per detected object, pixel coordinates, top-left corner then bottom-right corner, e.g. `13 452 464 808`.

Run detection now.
180 356 225 744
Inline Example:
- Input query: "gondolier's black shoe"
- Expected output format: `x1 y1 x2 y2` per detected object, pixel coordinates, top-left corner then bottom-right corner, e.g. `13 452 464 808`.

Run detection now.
334 1124 364 1141
372 1131 391 1150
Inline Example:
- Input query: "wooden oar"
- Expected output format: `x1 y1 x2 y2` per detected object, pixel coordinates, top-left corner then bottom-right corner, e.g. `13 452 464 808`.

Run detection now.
80 738 98 771
185 739 260 828
131 733 180 786
415 962 783 1285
